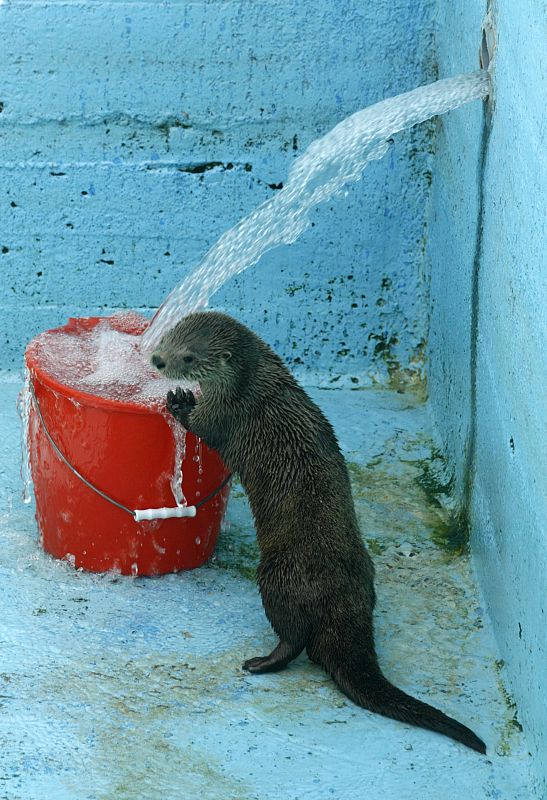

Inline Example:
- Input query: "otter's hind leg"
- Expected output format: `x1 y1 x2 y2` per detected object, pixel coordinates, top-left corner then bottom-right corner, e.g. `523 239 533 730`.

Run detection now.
243 640 304 674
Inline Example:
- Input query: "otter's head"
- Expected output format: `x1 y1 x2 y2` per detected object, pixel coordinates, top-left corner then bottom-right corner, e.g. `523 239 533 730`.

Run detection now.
151 311 245 389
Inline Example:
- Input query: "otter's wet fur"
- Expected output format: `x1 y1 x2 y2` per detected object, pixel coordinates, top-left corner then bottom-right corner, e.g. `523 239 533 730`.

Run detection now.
152 311 486 754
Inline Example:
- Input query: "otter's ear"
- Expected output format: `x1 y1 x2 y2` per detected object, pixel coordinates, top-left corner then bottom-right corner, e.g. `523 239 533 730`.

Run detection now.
222 351 232 362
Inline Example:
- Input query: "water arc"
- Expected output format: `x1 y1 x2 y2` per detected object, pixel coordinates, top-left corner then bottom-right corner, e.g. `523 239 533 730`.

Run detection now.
141 70 490 351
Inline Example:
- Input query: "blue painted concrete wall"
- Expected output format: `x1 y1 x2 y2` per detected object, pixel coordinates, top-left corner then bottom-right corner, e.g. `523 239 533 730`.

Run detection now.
427 1 546 789
0 0 435 388
2 0 544 788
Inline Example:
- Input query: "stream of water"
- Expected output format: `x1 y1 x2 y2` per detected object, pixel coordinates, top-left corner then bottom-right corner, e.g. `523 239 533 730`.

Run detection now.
141 70 489 352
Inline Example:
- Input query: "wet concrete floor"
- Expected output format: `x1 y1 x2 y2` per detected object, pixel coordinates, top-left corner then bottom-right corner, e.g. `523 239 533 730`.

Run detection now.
0 376 539 799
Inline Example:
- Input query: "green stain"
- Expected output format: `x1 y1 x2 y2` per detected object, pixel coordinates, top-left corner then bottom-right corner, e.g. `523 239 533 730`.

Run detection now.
285 283 305 297
212 522 259 583
429 509 470 556
346 459 376 490
493 659 523 756
389 441 471 556
413 448 454 505
104 746 248 800
367 332 428 398
365 538 386 555
347 435 468 558
406 449 469 555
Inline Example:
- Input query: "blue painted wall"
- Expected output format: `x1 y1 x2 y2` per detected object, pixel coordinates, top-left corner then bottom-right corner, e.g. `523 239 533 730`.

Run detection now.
0 0 435 387
2 0 544 787
427 0 546 789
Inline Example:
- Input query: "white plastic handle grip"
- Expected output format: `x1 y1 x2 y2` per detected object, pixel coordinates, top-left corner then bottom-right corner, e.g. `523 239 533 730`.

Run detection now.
134 506 197 522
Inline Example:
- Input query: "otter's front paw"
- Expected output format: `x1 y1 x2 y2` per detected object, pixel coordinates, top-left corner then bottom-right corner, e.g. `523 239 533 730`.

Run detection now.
167 387 196 426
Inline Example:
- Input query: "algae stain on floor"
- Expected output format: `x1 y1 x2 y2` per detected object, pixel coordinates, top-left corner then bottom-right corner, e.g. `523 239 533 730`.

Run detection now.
342 430 488 700
99 743 249 800
492 659 524 758
212 429 466 590
211 517 259 583
347 433 469 555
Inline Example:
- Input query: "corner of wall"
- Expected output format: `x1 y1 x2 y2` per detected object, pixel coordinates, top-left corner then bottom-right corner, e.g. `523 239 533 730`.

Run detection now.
427 1 546 790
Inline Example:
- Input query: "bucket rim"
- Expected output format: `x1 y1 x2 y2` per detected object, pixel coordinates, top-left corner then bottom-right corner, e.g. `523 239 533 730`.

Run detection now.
24 315 166 415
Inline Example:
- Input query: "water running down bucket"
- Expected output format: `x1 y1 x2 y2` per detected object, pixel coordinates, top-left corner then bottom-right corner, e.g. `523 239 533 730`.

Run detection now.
24 315 231 575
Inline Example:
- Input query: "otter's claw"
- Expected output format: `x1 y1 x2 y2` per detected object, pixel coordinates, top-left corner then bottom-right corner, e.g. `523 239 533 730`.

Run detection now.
242 657 270 674
167 387 196 425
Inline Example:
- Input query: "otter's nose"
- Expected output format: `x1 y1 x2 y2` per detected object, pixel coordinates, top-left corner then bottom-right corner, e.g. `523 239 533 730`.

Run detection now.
152 354 166 370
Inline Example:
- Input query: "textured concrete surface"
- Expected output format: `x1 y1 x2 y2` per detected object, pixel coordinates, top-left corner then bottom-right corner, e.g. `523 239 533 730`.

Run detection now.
1 0 544 793
427 1 546 790
0 0 436 385
0 376 540 799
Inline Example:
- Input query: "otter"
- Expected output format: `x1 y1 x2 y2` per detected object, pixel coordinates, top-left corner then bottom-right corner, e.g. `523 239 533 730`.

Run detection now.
151 311 486 754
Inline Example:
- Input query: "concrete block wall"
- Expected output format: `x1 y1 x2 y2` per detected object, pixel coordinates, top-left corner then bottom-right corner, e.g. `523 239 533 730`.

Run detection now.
427 0 546 789
0 0 435 387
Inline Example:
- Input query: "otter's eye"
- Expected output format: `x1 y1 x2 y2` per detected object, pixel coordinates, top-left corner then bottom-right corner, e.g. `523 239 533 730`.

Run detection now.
183 355 194 364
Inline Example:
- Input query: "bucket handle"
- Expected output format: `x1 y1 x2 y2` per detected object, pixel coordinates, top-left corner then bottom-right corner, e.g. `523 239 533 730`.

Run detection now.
28 381 231 523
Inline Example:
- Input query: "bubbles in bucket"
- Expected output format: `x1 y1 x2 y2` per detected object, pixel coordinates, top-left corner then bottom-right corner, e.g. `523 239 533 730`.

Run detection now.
23 314 197 513
28 313 196 408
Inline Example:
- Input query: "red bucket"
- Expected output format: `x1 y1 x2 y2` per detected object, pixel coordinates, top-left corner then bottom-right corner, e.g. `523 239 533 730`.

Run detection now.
24 315 231 576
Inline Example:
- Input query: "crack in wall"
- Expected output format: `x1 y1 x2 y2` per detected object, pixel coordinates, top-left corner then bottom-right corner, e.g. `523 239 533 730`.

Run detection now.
462 135 487 519
462 24 494 535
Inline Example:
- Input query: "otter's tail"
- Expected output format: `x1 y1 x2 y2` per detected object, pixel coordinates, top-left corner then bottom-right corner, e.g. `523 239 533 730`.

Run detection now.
333 664 486 753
